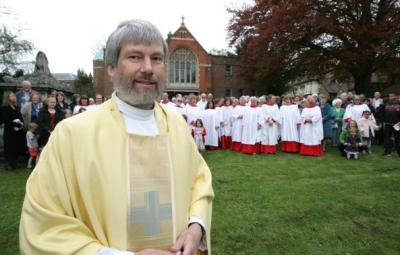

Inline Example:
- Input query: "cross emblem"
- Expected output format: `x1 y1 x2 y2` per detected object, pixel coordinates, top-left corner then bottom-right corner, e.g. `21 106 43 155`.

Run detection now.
131 191 172 236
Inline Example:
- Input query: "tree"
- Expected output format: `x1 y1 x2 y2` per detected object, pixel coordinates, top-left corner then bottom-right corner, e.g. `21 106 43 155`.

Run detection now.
228 0 400 95
0 6 34 72
209 48 237 56
74 69 95 97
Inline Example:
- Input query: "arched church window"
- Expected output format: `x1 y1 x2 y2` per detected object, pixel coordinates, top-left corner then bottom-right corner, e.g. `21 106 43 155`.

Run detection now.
169 48 197 85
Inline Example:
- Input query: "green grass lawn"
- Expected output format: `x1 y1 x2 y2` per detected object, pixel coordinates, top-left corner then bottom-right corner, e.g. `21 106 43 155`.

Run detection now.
1 146 399 254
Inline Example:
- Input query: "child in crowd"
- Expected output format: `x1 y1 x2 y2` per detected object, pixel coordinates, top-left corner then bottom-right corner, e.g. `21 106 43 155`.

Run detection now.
343 120 363 159
192 119 206 152
357 110 380 153
26 122 40 170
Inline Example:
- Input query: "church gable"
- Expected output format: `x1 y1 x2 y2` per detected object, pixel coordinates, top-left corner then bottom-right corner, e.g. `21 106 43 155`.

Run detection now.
167 20 208 56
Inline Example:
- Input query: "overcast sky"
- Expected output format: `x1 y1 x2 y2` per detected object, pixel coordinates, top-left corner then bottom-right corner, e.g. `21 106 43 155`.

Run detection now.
2 0 252 75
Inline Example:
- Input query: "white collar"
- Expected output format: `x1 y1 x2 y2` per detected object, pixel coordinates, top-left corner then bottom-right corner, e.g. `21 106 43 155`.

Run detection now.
114 95 155 121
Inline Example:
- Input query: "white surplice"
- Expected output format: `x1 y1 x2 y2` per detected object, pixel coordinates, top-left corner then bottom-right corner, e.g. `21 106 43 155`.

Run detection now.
299 106 323 145
231 105 246 143
221 105 233 137
185 104 203 127
241 106 262 145
260 104 281 145
280 104 301 142
344 104 375 123
201 109 221 147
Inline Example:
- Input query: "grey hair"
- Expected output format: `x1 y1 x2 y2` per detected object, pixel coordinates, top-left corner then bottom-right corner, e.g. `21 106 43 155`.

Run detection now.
105 19 168 67
259 96 266 104
332 98 342 106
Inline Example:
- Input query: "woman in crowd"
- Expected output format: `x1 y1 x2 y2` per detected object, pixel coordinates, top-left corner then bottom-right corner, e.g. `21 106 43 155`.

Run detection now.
331 98 345 147
55 91 69 115
73 95 90 115
37 96 64 147
320 95 334 151
70 94 81 112
1 91 26 170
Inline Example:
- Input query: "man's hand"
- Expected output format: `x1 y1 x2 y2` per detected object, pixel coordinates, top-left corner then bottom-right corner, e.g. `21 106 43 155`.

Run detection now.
136 249 178 255
170 224 203 255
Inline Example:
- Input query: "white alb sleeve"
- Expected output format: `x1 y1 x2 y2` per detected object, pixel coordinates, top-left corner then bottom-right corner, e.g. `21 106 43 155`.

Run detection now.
97 247 134 255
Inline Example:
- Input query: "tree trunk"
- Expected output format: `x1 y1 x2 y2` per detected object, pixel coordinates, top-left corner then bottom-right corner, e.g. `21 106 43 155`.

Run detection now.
352 70 373 96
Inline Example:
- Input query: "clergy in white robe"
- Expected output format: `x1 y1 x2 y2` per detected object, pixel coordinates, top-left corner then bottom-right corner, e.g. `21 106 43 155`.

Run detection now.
186 95 203 128
241 97 262 154
260 100 281 154
343 95 375 127
20 19 213 255
196 93 208 110
201 101 220 150
220 99 233 149
231 97 247 152
174 97 187 117
279 96 301 152
299 97 324 156
160 92 176 111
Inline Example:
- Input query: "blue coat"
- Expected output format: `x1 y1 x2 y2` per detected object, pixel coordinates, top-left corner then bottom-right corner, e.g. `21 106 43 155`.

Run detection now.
321 103 334 138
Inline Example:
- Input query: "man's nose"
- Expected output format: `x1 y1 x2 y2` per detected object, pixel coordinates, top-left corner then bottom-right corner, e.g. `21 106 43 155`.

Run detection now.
140 57 153 74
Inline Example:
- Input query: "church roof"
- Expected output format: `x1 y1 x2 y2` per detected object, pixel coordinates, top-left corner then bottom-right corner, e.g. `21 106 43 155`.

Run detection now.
53 73 77 81
168 18 208 54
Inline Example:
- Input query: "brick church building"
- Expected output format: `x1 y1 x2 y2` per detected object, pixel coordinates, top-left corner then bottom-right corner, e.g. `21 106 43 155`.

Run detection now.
93 19 263 98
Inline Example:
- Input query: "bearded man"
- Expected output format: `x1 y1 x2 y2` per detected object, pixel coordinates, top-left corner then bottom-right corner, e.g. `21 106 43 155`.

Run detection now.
20 19 214 255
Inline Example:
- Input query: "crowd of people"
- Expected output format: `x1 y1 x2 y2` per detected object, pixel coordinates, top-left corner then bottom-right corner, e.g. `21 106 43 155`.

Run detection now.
1 79 399 171
159 91 400 159
1 80 105 170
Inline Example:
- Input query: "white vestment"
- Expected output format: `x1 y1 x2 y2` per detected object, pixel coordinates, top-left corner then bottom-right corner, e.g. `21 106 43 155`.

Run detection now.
231 105 246 143
201 109 221 147
280 105 301 142
221 105 233 137
196 100 208 110
299 106 323 145
260 104 281 145
344 104 375 123
241 106 262 145
185 104 203 127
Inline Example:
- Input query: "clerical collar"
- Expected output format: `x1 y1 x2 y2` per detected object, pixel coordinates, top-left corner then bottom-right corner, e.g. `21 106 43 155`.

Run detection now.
115 95 155 121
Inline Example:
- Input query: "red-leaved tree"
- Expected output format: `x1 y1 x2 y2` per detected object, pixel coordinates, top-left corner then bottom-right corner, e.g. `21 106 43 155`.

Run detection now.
228 0 400 95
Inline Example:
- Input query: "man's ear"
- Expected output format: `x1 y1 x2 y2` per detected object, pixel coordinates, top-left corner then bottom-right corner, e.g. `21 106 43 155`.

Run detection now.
107 65 116 78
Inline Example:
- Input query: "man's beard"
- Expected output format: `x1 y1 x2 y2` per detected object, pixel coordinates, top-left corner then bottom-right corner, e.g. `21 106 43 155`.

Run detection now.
112 73 164 107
